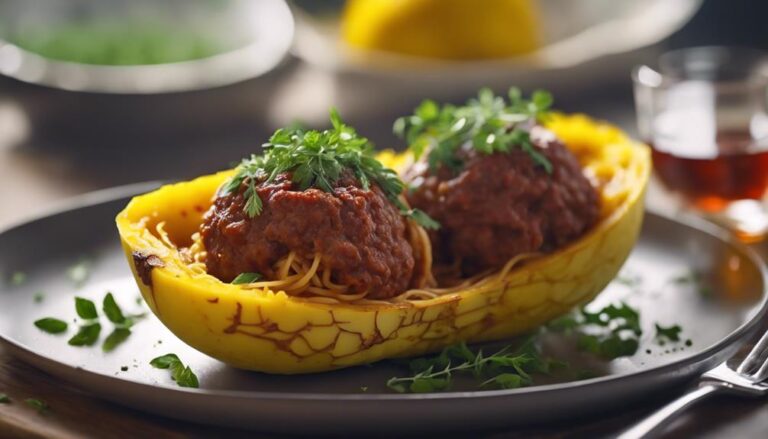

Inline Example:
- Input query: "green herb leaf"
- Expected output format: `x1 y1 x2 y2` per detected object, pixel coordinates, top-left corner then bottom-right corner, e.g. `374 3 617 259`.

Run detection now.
655 323 682 342
67 259 91 286
150 354 199 388
173 365 200 388
394 88 554 174
74 297 98 320
102 292 126 324
406 208 441 230
220 110 437 228
387 340 554 393
102 328 131 352
34 318 68 334
33 292 44 303
10 271 26 286
481 373 523 389
24 398 48 413
552 302 643 360
231 272 263 285
0 393 10 404
150 353 181 369
68 323 101 346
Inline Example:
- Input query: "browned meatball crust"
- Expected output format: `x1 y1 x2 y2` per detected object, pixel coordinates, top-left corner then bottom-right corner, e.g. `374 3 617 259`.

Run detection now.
201 174 416 299
404 126 599 276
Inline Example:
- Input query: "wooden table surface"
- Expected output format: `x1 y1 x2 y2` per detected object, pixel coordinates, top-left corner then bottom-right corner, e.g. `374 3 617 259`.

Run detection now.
2 68 768 438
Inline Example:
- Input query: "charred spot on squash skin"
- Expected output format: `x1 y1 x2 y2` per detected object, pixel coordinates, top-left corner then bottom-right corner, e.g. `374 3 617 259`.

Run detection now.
207 297 220 304
132 251 165 287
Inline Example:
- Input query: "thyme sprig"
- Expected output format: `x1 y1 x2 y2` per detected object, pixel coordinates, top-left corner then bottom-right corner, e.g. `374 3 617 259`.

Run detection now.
387 339 558 393
220 110 439 229
394 87 554 173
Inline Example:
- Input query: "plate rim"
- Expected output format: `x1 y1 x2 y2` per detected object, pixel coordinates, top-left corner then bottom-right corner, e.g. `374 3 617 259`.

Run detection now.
0 182 766 403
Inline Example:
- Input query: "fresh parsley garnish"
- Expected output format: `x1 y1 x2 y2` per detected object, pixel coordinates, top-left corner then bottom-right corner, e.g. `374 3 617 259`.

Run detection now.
549 302 643 360
24 398 48 413
68 322 101 346
103 292 126 325
394 87 554 173
387 339 557 393
34 318 68 334
655 323 682 343
220 109 439 230
102 328 132 352
74 297 98 320
231 272 263 285
0 393 10 404
34 293 142 350
150 354 199 388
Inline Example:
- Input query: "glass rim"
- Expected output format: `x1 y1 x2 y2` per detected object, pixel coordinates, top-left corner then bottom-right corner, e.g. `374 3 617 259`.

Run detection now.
632 45 768 90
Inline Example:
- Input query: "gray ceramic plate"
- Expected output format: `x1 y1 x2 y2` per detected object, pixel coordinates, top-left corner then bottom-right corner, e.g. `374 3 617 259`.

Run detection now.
0 183 766 434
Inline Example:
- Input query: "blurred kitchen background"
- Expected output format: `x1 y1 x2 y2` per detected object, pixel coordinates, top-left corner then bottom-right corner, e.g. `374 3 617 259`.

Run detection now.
1 0 767 232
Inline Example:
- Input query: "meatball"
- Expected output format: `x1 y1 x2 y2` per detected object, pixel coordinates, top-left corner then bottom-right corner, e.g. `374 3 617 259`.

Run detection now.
404 126 599 276
201 173 416 299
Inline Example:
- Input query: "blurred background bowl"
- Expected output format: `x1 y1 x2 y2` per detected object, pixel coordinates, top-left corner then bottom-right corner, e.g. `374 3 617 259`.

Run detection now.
281 0 702 127
0 0 293 158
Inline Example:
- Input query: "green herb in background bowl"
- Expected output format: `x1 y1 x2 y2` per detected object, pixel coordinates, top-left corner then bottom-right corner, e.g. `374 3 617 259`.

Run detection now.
5 24 227 66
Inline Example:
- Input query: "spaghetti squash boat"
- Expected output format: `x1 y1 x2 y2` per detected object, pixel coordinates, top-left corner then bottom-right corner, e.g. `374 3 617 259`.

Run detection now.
116 91 650 374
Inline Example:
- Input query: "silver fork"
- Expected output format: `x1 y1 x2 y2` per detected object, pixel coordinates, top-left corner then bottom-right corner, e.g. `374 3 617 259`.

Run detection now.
619 327 768 438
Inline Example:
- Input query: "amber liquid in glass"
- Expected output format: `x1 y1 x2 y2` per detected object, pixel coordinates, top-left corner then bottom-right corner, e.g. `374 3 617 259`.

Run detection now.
651 130 768 212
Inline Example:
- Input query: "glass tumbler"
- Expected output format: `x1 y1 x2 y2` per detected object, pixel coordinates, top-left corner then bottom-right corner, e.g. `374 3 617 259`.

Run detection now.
633 46 768 242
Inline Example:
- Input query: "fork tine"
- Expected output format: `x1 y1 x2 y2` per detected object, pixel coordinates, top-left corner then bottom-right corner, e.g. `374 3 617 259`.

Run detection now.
737 328 768 375
752 357 768 383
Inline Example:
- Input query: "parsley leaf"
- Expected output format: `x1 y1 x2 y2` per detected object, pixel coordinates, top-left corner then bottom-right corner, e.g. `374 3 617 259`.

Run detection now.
150 353 181 369
75 297 98 320
549 302 643 360
0 393 10 404
34 318 68 334
102 292 126 325
68 323 101 346
150 354 199 388
231 272 263 285
102 328 131 352
655 323 682 342
220 109 439 230
394 87 554 173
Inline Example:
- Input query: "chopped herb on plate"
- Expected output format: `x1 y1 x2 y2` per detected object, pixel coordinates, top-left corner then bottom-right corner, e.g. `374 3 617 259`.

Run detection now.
102 292 126 325
102 328 132 352
0 393 10 404
74 297 98 320
34 318 68 334
655 323 683 343
68 323 101 346
150 354 199 388
387 339 557 393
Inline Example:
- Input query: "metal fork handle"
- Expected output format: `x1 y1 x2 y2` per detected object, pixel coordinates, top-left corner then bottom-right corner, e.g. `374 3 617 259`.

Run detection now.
617 385 721 439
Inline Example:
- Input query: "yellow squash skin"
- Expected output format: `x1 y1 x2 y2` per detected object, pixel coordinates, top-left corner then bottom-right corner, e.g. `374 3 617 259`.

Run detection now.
116 115 651 374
